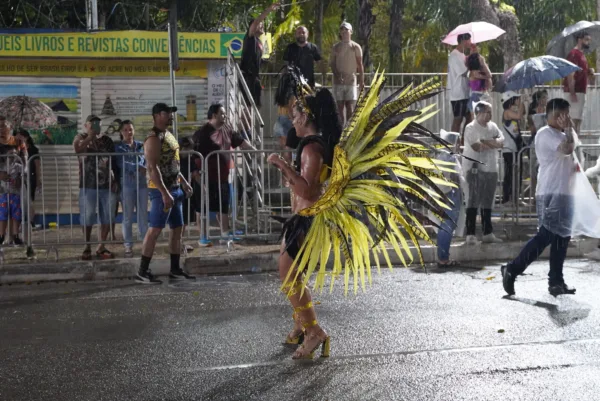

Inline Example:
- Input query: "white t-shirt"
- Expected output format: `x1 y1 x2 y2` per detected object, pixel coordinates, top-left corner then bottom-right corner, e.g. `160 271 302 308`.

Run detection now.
447 49 469 101
462 120 504 173
535 126 578 196
501 119 520 153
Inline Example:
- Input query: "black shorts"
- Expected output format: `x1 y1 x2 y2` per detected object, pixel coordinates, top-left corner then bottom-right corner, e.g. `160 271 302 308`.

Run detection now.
451 99 469 118
208 181 231 214
281 214 313 260
182 181 202 224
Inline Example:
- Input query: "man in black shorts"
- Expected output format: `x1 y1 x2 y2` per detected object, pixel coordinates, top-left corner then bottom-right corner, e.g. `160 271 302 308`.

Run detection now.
447 33 473 134
193 103 255 243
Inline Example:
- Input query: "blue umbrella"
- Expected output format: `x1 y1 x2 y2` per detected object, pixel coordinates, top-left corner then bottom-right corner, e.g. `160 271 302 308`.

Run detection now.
493 55 581 92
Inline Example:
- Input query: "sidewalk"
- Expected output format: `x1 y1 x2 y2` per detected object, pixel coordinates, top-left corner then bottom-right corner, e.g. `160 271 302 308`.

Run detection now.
1 223 597 284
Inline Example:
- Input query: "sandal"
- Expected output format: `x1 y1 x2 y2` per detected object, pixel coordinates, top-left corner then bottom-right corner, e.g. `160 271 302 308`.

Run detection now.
96 248 114 260
437 260 460 268
81 248 92 261
292 332 330 360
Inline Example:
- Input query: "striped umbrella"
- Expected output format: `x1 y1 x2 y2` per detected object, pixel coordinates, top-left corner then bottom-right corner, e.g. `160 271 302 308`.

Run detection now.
0 96 57 130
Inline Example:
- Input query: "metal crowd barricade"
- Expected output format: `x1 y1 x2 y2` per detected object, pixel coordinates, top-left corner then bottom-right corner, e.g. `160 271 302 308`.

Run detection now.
512 142 600 225
25 150 207 259
180 150 206 244
202 148 287 242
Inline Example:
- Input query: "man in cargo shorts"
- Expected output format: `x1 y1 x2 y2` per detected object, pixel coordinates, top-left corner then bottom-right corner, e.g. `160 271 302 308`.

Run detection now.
136 103 195 284
330 22 364 126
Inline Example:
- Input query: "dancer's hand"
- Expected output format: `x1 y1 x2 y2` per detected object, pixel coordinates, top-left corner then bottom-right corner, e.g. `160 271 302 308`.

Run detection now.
267 153 283 167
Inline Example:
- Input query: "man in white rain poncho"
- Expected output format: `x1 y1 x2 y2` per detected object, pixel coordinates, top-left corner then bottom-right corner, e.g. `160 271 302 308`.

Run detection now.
502 98 579 297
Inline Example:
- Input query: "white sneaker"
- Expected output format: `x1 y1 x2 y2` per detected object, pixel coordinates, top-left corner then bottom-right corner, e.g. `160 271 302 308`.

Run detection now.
585 248 600 261
482 233 503 243
465 235 480 245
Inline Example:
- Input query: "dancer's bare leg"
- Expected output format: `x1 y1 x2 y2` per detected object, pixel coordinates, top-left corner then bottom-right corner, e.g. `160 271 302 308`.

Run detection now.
278 240 328 358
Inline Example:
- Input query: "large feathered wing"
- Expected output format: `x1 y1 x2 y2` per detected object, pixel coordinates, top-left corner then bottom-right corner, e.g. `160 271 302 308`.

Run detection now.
285 73 455 295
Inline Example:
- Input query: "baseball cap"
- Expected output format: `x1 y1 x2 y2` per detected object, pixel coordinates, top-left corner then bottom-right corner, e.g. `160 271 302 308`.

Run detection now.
152 103 178 115
501 91 521 104
340 22 352 31
85 114 101 122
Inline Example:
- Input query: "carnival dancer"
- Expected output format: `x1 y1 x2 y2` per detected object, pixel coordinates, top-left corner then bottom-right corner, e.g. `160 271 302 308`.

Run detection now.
268 67 454 359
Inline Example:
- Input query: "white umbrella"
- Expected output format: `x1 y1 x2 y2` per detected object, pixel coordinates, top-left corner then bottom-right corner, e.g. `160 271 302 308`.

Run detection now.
442 21 505 45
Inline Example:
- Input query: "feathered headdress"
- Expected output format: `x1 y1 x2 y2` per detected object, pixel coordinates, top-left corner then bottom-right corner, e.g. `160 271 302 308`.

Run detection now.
284 65 315 118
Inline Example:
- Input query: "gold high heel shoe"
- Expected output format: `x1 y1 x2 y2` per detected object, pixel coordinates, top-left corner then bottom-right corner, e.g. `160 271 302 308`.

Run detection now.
292 319 330 360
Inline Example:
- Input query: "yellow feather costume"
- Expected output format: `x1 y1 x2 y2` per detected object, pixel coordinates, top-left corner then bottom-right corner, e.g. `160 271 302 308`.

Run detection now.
283 72 456 296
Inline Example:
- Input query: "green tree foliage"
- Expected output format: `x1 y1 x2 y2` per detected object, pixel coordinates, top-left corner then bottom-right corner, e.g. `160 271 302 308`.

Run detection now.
1 0 599 72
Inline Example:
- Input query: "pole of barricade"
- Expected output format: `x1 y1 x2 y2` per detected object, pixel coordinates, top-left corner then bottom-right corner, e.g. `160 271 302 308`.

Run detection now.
199 153 205 243
236 148 248 233
20 154 27 246
515 145 531 225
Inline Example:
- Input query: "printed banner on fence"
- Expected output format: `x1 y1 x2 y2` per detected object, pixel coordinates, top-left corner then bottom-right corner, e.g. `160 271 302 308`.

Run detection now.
0 59 208 78
0 31 248 59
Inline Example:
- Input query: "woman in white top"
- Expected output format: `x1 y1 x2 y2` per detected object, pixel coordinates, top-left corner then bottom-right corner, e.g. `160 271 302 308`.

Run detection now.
462 101 504 245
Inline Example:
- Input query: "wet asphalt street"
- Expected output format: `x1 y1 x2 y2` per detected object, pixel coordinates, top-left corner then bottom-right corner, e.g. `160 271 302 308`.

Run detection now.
2 259 600 401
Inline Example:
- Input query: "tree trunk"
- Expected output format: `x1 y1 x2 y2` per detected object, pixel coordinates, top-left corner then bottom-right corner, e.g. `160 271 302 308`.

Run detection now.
357 0 375 72
596 0 600 71
388 0 404 73
144 2 150 30
471 0 523 71
497 11 522 70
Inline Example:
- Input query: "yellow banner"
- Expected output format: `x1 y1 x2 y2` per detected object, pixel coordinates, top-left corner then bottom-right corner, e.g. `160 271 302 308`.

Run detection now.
0 31 246 59
0 59 208 78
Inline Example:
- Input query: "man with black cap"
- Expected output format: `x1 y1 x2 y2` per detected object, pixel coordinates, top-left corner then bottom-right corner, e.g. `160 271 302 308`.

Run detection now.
73 114 119 260
136 103 194 284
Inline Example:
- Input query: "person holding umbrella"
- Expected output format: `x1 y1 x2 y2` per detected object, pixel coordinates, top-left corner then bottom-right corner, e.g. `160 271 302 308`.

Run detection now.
563 30 594 134
447 33 472 134
443 22 505 135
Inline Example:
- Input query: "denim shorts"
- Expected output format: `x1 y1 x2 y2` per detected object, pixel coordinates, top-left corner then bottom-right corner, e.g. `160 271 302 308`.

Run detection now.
273 115 293 138
79 188 115 226
148 187 185 229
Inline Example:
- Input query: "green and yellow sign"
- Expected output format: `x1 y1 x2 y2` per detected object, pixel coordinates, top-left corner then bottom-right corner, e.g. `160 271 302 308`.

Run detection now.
0 31 248 59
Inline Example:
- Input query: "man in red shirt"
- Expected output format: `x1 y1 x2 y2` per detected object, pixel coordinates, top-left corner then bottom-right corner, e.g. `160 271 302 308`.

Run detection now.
563 30 595 134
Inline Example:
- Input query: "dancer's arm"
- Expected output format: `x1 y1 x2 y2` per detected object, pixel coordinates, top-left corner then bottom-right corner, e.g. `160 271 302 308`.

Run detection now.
267 144 323 199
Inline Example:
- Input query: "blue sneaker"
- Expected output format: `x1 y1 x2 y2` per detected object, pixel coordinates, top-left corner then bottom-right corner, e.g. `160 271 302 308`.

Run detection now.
197 238 213 247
